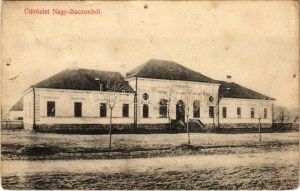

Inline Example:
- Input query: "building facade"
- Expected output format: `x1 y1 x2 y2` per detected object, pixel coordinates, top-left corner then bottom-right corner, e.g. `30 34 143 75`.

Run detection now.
22 59 275 132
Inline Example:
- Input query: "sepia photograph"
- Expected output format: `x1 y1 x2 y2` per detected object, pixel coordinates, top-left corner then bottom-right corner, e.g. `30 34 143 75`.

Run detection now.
1 1 299 190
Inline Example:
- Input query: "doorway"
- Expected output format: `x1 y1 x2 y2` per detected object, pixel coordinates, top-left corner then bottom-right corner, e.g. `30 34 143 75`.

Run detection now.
176 100 185 122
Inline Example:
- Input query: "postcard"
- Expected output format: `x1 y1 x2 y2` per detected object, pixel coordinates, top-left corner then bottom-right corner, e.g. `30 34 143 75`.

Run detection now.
1 1 299 190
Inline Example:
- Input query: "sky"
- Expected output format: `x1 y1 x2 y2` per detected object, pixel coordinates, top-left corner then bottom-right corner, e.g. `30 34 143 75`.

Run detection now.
1 1 299 115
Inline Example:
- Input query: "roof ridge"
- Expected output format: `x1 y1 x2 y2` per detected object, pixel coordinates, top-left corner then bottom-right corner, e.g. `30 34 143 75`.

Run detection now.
233 82 275 100
219 80 275 100
10 98 23 111
126 59 217 83
70 67 122 74
31 67 133 92
127 58 181 76
126 61 149 77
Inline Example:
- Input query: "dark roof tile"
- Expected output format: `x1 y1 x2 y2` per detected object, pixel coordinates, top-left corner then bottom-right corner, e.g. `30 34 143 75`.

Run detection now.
218 81 275 100
10 98 23 111
126 59 218 84
32 68 133 92
28 61 274 101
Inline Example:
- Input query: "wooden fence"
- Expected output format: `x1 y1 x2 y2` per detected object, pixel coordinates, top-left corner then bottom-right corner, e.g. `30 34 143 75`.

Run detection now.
1 120 24 130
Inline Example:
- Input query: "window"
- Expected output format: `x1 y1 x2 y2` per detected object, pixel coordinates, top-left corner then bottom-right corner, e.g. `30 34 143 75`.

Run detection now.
143 93 149 100
264 108 267 119
193 100 200 118
237 107 241 118
74 102 82 117
100 103 107 117
251 108 255 118
47 101 55 117
143 104 149 118
122 104 129 117
209 106 214 118
222 107 227 118
159 99 168 118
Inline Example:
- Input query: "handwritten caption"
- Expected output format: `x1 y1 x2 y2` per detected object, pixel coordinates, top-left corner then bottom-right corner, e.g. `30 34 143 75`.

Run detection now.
24 8 102 16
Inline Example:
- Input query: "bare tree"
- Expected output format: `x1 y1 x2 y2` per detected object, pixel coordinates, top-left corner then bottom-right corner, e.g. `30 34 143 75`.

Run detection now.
257 109 263 142
165 90 175 130
293 115 299 123
273 105 299 124
182 91 201 145
256 104 268 142
279 110 291 123
102 77 126 150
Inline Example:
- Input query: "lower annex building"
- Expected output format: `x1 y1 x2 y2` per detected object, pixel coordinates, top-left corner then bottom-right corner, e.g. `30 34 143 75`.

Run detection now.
21 59 275 132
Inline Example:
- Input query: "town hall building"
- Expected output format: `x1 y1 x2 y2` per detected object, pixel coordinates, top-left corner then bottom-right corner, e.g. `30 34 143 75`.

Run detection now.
21 59 275 132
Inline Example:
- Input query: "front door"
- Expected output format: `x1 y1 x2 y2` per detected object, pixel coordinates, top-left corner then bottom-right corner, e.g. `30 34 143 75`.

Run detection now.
176 100 185 122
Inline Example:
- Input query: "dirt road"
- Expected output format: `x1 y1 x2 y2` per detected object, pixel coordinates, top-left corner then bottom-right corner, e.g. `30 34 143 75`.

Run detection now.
2 132 298 189
2 150 298 189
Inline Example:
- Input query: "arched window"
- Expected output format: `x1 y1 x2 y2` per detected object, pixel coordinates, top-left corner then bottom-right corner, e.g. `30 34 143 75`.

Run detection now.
159 99 168 118
193 100 200 118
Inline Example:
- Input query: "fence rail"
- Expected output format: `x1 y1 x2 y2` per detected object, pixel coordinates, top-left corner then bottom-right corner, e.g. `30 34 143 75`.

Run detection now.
1 120 24 130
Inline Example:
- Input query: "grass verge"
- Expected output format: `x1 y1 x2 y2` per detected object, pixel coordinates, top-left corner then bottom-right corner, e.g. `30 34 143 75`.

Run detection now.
2 142 298 160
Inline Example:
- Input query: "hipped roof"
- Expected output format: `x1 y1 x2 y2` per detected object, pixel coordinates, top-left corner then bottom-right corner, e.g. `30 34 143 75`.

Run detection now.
32 68 133 92
126 59 218 84
218 81 275 100
26 59 275 101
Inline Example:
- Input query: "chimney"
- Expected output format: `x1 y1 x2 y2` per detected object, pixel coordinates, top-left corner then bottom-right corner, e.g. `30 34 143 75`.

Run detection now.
119 63 127 77
226 75 232 83
68 61 78 70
